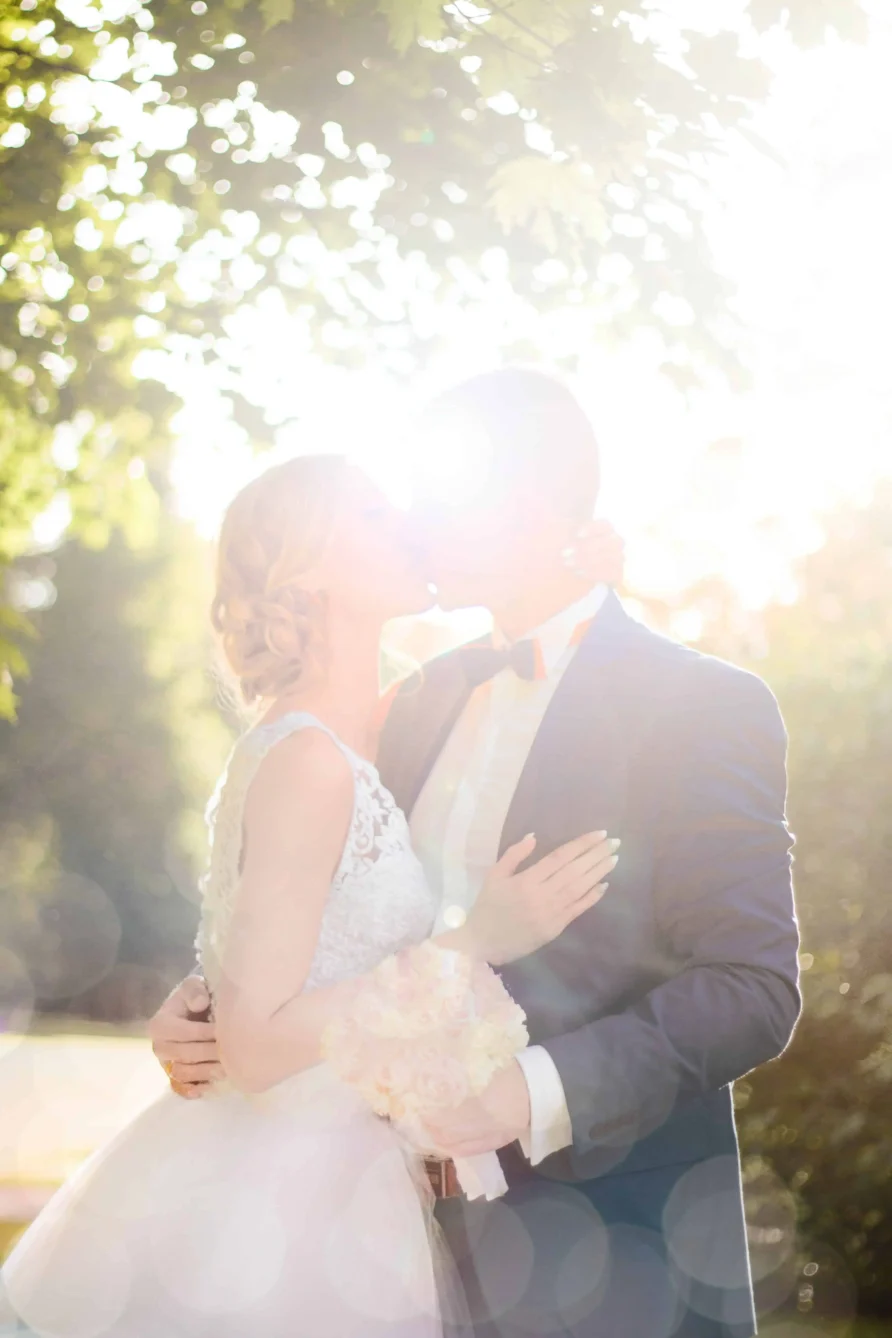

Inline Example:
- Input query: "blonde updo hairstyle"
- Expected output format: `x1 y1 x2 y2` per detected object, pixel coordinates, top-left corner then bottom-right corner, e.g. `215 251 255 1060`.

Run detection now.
211 454 347 706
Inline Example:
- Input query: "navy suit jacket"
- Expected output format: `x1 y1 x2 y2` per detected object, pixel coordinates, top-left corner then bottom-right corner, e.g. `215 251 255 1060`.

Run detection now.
378 591 801 1185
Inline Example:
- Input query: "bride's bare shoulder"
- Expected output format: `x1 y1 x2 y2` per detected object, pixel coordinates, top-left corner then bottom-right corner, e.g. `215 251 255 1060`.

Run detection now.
244 726 353 823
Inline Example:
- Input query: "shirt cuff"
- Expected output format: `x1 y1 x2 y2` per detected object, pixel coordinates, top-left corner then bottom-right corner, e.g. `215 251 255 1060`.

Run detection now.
515 1045 573 1165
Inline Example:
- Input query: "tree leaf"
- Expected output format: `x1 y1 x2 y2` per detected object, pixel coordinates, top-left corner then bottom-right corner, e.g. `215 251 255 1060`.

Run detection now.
377 0 447 54
746 0 869 45
260 0 295 31
0 0 865 701
489 156 610 252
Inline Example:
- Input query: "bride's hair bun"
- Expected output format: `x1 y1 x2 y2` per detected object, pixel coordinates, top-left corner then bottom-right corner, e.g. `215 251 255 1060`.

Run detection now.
211 455 346 704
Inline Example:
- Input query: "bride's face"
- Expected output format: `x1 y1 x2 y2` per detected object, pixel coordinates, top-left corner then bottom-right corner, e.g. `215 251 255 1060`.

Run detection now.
314 467 433 621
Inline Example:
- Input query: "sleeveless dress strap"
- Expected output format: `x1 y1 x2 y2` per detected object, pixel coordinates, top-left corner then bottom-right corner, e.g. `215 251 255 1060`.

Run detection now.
246 710 347 755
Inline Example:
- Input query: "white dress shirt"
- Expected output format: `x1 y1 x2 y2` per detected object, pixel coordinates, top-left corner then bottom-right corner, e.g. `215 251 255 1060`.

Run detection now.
410 584 608 1164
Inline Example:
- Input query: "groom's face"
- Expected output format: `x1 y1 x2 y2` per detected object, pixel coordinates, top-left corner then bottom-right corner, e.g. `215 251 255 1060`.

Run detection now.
409 422 572 612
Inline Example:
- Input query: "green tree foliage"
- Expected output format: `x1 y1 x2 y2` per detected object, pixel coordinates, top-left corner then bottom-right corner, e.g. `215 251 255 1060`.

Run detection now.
0 0 182 712
0 512 232 1023
693 483 892 1312
140 0 868 384
0 0 868 705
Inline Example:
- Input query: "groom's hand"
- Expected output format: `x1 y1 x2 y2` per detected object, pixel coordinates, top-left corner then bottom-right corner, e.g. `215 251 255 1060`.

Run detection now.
148 975 223 1099
424 1061 532 1157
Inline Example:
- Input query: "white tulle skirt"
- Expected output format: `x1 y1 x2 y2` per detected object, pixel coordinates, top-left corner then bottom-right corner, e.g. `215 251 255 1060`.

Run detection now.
2 1065 456 1338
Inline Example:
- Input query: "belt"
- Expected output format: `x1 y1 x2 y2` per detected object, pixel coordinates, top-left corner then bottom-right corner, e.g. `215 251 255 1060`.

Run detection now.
423 1157 461 1199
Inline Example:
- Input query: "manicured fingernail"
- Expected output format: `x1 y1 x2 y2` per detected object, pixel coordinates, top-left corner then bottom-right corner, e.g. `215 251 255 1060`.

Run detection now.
598 883 608 894
608 854 619 869
524 832 536 841
593 831 607 840
608 838 621 851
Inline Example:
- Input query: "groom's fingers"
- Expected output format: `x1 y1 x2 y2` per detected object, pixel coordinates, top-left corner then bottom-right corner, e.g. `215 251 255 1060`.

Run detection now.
169 1059 225 1085
153 1039 219 1064
171 1079 211 1100
150 1015 215 1044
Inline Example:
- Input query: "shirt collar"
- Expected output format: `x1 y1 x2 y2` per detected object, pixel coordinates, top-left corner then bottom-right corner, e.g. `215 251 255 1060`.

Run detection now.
493 584 608 678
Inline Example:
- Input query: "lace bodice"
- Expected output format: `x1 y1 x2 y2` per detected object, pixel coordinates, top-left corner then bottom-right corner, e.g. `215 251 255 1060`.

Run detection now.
195 712 438 994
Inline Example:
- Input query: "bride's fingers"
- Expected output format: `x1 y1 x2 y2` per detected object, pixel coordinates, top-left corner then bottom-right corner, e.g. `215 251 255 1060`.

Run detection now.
560 850 619 902
550 838 616 886
544 837 617 893
560 882 609 928
534 831 606 881
494 832 537 877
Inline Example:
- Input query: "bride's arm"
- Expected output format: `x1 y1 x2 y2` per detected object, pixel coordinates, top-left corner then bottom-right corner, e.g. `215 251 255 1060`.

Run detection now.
213 728 361 1094
153 726 616 1094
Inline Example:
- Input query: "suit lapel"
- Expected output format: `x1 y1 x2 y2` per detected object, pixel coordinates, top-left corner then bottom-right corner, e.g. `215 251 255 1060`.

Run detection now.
498 593 660 1033
380 593 647 849
499 591 641 859
377 647 474 818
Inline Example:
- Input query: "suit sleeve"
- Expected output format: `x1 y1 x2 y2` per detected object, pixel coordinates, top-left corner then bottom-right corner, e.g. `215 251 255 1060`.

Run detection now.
541 663 801 1155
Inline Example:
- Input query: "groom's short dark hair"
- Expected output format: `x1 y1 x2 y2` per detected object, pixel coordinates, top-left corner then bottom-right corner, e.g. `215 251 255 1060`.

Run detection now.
424 367 600 521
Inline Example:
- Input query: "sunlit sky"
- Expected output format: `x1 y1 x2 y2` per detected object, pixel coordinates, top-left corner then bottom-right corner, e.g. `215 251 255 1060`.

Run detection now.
146 2 892 628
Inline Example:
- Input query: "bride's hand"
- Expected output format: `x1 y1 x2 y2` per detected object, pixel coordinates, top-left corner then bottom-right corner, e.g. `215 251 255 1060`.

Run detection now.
458 832 619 966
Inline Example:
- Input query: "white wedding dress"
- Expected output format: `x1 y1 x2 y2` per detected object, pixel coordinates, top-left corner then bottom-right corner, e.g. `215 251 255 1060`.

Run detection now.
2 713 456 1338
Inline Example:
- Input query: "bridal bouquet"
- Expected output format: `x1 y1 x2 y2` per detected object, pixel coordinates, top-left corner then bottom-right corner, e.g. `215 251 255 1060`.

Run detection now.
321 941 528 1200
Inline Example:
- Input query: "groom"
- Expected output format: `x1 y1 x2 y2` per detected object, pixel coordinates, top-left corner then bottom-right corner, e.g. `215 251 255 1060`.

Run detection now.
152 368 800 1337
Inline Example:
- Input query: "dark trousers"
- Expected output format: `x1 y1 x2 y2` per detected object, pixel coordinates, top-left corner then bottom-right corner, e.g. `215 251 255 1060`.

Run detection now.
436 1153 756 1338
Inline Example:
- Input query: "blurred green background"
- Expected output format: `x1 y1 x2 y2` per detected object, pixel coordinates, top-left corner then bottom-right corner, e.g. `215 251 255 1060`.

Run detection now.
2 0 891 1333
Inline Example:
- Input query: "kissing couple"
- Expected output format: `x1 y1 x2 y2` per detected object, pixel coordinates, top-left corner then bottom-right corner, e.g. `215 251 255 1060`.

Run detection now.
2 368 800 1338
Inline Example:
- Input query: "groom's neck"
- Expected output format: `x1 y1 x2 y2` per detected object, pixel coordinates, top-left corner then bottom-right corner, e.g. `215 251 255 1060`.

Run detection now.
490 570 591 644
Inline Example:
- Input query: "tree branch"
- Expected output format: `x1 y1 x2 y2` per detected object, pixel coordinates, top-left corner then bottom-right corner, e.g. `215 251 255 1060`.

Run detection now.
0 38 90 83
445 3 546 71
483 0 560 59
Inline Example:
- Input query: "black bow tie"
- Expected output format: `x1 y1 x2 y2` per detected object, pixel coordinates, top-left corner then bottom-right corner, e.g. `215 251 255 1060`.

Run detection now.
460 639 541 687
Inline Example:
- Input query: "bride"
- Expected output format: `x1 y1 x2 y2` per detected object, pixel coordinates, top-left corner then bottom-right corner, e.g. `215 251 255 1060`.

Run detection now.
1 455 619 1338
